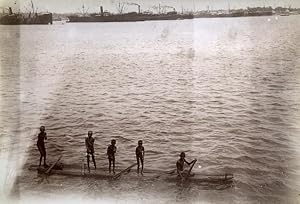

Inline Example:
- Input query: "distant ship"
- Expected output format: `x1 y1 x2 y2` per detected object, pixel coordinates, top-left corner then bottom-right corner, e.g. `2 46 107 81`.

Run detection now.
194 11 245 18
279 9 290 16
246 7 273 16
194 7 273 18
0 7 52 25
279 13 290 16
67 6 193 23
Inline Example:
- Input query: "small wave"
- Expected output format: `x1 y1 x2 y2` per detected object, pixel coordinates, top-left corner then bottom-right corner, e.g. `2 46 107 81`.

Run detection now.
114 135 132 142
144 150 163 155
269 102 284 107
267 84 285 89
247 119 261 124
149 120 163 125
266 116 284 123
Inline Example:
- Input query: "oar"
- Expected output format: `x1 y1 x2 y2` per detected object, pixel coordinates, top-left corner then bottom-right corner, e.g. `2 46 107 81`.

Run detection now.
112 163 137 180
45 155 63 175
182 159 197 180
187 159 197 176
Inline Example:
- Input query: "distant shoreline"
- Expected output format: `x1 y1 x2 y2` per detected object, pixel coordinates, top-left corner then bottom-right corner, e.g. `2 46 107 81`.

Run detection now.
1 6 299 25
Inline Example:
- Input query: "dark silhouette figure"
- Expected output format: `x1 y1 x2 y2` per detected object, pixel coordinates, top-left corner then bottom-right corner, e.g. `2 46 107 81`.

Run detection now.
176 152 196 180
37 126 48 167
136 140 145 173
107 139 117 173
85 131 96 171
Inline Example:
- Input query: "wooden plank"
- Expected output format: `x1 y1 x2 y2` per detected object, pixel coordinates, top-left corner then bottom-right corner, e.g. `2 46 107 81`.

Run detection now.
28 162 234 184
152 169 176 179
31 166 233 183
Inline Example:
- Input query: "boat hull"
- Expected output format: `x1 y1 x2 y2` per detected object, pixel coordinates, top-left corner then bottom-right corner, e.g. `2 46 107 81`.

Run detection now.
28 165 233 184
0 13 53 25
67 14 194 23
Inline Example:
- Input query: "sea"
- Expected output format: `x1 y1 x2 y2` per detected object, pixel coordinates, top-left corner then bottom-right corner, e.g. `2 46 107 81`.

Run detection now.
0 15 300 204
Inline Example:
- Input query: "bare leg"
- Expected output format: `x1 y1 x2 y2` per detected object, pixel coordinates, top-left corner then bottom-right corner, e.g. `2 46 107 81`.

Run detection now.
141 157 144 173
87 154 90 172
37 144 42 166
109 159 111 173
39 156 42 166
136 156 140 173
44 153 47 166
92 154 96 169
112 159 115 174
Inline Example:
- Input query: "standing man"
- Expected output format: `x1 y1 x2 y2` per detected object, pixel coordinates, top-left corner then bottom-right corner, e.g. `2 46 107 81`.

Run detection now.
37 126 48 167
107 139 117 174
85 131 96 171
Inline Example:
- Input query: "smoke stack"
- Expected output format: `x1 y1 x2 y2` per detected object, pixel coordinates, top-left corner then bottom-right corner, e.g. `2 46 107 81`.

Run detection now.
100 6 103 16
9 7 13 15
138 5 140 14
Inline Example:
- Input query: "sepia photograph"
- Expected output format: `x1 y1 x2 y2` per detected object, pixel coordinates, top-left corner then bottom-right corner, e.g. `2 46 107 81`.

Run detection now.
0 0 300 203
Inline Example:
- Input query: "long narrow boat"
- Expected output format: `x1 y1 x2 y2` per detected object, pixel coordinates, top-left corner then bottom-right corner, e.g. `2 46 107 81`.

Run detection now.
27 164 234 184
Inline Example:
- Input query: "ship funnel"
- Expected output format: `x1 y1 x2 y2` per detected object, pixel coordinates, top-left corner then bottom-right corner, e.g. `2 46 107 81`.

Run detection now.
8 7 13 15
100 6 104 16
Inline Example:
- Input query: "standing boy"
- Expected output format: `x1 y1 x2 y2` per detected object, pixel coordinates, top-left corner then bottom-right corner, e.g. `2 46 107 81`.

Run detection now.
37 126 48 167
85 131 96 171
107 139 117 173
136 140 145 173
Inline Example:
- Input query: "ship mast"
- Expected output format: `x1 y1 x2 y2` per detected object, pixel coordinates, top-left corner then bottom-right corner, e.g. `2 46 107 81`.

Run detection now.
80 4 89 16
31 0 34 14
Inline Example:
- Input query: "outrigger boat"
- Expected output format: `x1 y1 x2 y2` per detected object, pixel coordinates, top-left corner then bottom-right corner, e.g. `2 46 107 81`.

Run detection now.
27 158 234 185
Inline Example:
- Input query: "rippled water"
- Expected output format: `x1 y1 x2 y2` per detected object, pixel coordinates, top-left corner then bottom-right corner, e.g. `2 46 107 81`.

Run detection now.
1 16 300 203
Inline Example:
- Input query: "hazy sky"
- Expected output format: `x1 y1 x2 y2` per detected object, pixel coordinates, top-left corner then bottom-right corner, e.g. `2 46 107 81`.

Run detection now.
0 0 299 13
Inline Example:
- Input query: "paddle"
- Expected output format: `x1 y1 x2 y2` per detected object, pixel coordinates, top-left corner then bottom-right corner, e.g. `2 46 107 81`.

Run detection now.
187 159 197 176
181 159 197 181
45 155 62 175
112 163 137 180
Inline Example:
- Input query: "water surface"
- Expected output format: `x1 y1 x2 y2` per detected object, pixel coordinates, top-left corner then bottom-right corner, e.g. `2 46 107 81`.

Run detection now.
1 16 300 203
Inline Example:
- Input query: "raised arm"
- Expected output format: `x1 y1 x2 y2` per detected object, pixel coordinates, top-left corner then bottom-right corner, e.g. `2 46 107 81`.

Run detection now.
184 159 194 165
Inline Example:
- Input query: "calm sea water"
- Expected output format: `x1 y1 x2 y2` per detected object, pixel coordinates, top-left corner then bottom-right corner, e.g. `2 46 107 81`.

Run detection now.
1 16 300 203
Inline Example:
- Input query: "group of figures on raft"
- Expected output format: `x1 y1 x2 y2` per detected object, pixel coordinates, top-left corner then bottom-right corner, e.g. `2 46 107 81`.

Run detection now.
37 126 197 179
